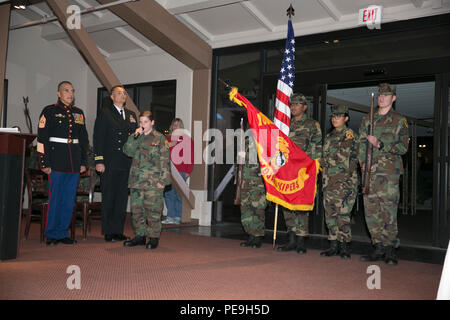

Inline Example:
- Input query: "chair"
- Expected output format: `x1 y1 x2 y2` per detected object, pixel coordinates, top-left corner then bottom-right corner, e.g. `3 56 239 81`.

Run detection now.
75 169 101 240
24 168 77 242
24 168 49 242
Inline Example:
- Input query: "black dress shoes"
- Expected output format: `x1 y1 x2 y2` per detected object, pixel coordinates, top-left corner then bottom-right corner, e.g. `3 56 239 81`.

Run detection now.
46 238 59 246
113 234 130 241
105 234 130 242
59 238 78 245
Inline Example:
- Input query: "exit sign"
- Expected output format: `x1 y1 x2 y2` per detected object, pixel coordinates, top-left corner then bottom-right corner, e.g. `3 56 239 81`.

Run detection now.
359 5 383 29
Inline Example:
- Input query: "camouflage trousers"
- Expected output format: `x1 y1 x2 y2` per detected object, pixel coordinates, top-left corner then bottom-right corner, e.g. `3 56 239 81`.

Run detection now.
130 188 164 238
240 186 267 237
323 181 357 242
363 174 400 248
282 209 309 237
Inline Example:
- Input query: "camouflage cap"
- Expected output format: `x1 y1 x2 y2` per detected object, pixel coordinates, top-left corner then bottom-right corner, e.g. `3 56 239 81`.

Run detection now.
290 93 308 105
330 104 348 116
378 83 396 95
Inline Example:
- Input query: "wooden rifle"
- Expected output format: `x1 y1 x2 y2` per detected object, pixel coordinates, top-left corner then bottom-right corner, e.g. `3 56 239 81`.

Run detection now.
362 93 375 195
234 117 244 205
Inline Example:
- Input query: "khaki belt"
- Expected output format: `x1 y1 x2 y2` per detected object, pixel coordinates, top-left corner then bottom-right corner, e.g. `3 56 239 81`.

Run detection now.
49 137 79 144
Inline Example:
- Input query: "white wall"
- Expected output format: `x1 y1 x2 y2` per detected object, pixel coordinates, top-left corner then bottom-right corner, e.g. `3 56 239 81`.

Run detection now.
5 13 89 138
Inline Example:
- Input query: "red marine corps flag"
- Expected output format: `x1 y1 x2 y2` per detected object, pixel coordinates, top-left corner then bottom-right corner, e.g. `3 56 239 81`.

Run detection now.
229 88 319 211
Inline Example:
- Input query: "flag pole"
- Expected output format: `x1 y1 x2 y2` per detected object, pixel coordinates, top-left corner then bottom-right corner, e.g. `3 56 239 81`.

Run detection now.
272 3 295 250
273 204 279 249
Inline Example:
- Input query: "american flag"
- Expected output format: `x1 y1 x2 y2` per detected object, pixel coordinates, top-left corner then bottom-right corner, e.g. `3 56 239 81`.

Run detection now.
273 20 295 136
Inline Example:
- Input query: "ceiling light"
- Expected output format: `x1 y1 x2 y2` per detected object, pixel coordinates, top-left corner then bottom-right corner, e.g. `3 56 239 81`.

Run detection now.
12 1 28 10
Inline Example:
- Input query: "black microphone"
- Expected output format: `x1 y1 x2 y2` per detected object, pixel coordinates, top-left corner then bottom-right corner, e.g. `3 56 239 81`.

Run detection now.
134 127 144 139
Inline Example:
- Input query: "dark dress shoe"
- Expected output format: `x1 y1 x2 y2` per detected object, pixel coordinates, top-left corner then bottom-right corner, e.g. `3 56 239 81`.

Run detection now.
104 234 114 242
113 234 130 241
146 238 159 250
124 236 146 247
59 238 78 245
46 238 59 246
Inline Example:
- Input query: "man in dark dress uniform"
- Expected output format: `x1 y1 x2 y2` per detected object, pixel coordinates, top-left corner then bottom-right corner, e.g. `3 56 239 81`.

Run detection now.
94 85 138 242
37 81 89 246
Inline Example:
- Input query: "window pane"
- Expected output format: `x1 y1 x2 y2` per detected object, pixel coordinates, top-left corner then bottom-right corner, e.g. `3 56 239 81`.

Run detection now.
215 51 261 222
327 81 435 246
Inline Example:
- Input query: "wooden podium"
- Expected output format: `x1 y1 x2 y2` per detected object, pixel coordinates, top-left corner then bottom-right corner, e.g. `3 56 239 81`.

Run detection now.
0 132 36 260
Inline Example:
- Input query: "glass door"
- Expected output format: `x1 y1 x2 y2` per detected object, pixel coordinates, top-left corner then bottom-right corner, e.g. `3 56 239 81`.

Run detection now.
438 74 450 247
327 79 436 246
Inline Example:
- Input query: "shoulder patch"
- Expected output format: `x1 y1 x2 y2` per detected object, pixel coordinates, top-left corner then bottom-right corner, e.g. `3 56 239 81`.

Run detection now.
129 115 136 123
315 122 321 131
39 115 46 129
345 130 354 140
403 118 408 129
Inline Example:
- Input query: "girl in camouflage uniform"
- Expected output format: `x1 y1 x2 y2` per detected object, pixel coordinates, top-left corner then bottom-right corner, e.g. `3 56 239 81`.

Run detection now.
122 111 171 250
320 105 358 259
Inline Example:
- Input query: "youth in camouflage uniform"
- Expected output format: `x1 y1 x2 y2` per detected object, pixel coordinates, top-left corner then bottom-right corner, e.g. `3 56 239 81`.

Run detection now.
238 135 267 249
278 93 322 254
358 83 409 266
320 105 358 259
122 111 171 250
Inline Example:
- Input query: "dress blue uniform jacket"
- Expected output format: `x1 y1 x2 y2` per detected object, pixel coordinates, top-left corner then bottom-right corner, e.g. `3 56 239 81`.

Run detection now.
93 104 138 171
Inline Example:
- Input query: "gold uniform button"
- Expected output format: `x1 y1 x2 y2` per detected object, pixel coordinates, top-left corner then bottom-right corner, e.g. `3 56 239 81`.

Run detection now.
117 147 121 151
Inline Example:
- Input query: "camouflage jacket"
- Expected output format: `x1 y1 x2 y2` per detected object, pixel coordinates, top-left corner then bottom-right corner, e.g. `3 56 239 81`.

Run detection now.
358 108 409 175
289 114 322 160
123 130 171 189
321 127 358 188
235 137 265 190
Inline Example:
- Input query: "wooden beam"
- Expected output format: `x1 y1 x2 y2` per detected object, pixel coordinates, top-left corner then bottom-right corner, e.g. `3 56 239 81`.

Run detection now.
45 0 139 115
96 0 212 70
190 68 211 190
0 3 11 127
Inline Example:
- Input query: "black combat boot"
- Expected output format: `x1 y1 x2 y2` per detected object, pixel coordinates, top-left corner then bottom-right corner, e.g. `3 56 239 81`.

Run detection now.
339 241 351 260
123 235 146 247
384 246 398 266
320 240 339 257
146 237 159 250
296 236 307 254
360 243 385 262
277 231 297 252
240 235 255 247
251 236 264 249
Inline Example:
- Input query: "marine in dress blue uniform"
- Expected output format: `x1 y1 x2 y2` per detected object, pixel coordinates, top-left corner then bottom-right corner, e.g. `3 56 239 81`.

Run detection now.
37 81 89 246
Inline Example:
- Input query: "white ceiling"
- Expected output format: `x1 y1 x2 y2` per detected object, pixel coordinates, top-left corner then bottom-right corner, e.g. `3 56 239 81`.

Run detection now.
8 0 450 61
